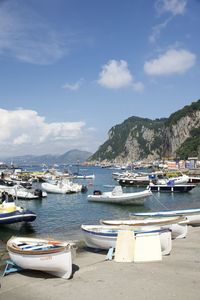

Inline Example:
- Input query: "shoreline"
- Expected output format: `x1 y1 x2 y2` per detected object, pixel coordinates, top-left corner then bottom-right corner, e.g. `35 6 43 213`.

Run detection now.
1 226 200 300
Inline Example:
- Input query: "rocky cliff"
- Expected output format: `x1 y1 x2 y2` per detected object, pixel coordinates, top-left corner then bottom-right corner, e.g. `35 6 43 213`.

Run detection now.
89 99 200 163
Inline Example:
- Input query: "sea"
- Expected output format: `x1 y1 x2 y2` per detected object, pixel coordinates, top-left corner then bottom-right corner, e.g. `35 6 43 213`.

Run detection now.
0 165 200 245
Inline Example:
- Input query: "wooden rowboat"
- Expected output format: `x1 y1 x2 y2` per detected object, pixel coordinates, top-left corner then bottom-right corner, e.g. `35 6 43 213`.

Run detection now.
7 236 76 279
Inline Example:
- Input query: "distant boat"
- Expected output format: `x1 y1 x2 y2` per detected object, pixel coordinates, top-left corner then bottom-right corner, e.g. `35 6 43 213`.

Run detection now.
0 200 36 225
117 176 151 187
0 185 47 200
156 175 189 185
87 186 152 205
73 174 95 179
148 183 196 193
41 179 86 194
7 236 76 279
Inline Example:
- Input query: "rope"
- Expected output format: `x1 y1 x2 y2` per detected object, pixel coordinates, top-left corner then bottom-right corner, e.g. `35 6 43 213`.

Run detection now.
151 192 169 210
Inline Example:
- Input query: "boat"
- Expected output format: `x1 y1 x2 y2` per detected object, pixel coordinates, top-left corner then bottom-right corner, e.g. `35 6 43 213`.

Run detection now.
7 236 76 279
73 174 95 179
130 207 200 226
9 186 47 200
156 175 189 185
188 176 200 184
81 224 172 255
117 176 151 187
0 186 47 200
101 215 185 226
41 179 86 194
0 200 36 225
41 182 71 194
87 186 152 205
148 182 196 193
101 215 188 239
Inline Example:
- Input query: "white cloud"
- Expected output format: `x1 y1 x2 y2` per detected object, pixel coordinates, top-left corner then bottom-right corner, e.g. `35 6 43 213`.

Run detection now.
155 0 187 16
144 49 196 76
150 0 187 43
62 80 83 91
149 17 172 43
98 60 144 91
0 1 68 64
0 108 97 156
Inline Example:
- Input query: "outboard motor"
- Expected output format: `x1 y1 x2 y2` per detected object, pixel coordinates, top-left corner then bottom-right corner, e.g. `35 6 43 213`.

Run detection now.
34 189 43 197
81 185 88 193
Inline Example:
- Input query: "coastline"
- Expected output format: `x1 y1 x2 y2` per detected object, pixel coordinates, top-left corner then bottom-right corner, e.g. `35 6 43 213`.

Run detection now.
0 226 200 300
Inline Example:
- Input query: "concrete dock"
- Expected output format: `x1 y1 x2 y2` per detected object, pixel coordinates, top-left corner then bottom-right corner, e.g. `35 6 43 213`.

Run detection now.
0 226 200 300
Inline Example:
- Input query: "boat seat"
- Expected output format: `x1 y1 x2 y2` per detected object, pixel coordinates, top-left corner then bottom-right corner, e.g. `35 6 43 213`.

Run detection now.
19 244 61 251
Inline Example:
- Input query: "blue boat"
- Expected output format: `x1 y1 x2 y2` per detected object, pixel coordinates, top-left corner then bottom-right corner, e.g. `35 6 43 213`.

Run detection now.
0 200 36 225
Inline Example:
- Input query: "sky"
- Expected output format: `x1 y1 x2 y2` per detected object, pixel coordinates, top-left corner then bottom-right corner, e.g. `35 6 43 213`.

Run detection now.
0 0 200 158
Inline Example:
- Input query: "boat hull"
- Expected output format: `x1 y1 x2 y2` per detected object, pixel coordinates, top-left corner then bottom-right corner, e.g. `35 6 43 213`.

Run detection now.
0 210 36 225
81 225 172 255
8 250 72 279
118 179 150 187
87 190 152 205
7 237 75 279
41 182 70 194
149 184 196 193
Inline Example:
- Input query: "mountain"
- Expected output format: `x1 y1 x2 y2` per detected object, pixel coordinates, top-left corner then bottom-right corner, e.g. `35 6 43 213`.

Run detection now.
2 149 92 166
88 99 200 163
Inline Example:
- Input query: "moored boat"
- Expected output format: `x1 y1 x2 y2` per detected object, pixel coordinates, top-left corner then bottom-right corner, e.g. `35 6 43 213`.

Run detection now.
0 200 36 225
7 236 76 279
148 183 196 193
73 174 95 179
87 186 152 205
41 179 86 194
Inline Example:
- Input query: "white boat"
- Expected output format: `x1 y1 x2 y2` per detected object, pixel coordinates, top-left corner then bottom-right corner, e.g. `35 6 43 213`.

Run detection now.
130 208 200 226
81 224 172 255
41 182 71 194
87 186 152 205
157 175 189 185
0 185 47 200
73 174 95 179
7 236 76 279
10 186 47 199
41 179 85 194
101 215 184 226
101 216 188 239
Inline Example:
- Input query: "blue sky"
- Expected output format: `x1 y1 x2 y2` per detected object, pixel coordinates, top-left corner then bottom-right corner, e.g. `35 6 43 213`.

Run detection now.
0 0 199 157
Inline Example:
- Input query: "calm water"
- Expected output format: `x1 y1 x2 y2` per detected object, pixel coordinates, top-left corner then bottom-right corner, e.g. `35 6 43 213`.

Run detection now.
0 166 200 244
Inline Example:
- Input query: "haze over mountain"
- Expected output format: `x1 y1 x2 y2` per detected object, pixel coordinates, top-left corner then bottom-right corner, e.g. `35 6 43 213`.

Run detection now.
1 149 92 166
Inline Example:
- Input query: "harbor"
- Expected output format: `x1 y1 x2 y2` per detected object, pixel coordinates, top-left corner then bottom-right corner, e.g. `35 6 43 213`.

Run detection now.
0 163 200 300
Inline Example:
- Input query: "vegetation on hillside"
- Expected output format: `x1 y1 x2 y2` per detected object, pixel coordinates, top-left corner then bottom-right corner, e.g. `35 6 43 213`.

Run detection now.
166 99 200 126
89 99 200 162
176 127 200 159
